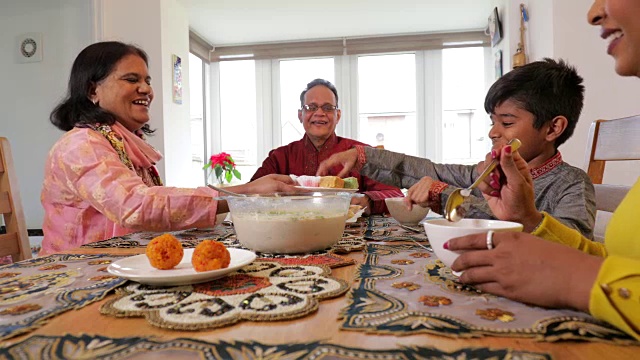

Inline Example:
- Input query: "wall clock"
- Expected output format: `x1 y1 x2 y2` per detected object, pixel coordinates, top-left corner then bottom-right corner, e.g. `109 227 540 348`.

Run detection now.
16 33 43 63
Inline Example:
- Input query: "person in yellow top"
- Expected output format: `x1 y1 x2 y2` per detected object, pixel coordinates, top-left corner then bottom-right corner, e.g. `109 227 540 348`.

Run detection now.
446 0 640 340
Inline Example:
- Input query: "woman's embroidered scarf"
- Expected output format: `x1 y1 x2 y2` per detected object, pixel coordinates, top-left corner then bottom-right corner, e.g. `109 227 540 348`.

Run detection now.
86 122 163 187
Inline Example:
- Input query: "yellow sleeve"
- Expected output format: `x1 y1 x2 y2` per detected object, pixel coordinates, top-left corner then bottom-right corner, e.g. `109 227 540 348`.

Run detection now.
589 256 640 340
531 212 607 257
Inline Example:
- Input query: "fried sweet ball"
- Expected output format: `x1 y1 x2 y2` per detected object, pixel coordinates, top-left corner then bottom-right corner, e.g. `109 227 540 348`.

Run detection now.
192 240 231 272
146 233 184 270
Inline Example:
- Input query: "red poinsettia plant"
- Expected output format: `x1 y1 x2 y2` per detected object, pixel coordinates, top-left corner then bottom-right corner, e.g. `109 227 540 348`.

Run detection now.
203 152 241 184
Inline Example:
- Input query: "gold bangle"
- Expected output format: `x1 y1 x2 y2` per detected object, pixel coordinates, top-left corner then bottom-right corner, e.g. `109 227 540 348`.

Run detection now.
530 212 546 233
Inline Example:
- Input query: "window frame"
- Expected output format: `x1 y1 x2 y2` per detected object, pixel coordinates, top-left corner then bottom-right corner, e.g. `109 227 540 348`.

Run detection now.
204 47 491 180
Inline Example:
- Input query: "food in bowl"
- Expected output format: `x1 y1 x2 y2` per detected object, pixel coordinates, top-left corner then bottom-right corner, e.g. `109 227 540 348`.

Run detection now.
223 193 353 254
290 175 359 190
146 233 184 270
423 218 523 269
384 197 430 225
191 240 231 272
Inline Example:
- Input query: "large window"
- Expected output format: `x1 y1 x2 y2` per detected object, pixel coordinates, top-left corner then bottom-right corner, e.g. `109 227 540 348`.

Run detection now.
441 47 489 164
188 53 206 187
219 60 258 182
357 54 417 155
196 46 490 183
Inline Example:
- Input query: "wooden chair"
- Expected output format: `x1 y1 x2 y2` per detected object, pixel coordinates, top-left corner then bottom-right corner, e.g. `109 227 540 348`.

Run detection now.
0 137 31 262
584 116 640 242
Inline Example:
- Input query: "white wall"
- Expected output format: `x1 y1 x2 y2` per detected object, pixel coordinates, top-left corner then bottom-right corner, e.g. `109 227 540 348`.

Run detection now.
159 0 192 187
552 0 640 185
0 0 93 228
495 0 640 186
100 0 192 187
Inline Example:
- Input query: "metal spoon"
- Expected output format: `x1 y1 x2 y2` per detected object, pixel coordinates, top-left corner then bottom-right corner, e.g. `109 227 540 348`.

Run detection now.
207 184 246 197
443 138 522 222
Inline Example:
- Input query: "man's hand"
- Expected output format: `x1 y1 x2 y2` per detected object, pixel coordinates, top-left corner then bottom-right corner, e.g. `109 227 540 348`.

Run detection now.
351 195 372 215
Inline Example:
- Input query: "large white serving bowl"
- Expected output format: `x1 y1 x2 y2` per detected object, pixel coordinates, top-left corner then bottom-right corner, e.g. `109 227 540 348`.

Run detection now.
384 197 430 225
423 218 523 268
223 193 354 254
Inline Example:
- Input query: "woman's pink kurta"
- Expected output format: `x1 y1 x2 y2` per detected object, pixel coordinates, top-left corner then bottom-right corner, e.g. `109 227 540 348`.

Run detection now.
41 127 218 254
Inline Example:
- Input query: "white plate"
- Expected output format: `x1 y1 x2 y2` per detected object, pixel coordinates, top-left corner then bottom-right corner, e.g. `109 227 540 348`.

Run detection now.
107 248 256 286
295 186 358 193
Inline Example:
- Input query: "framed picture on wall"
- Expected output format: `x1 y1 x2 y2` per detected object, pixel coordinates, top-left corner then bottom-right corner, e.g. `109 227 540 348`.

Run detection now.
488 7 503 47
495 50 503 79
172 54 183 104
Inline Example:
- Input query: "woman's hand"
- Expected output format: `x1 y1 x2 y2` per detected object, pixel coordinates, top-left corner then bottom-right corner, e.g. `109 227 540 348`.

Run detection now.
447 231 603 312
477 144 542 232
404 176 435 209
229 174 299 195
316 148 359 178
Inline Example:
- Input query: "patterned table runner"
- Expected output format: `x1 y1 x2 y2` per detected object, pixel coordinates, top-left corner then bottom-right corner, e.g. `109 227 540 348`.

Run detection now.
0 254 127 340
101 259 349 330
82 225 366 261
0 334 552 360
340 243 637 344
364 216 430 242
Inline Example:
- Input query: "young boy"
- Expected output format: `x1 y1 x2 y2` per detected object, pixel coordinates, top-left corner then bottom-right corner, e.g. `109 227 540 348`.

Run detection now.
317 59 595 238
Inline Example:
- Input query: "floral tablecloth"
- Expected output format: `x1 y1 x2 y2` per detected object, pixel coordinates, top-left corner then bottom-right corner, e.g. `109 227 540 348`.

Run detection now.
339 243 637 344
0 334 552 360
0 254 127 340
363 216 430 242
101 259 349 330
82 225 366 260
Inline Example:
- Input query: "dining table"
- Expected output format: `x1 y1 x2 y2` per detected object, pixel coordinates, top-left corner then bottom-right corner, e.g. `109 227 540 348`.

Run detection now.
1 215 638 359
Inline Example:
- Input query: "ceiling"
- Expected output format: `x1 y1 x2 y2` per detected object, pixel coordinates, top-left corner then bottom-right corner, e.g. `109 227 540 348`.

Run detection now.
182 0 494 46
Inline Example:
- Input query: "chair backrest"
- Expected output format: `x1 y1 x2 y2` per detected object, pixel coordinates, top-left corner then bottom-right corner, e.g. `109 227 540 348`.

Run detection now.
0 137 31 262
584 116 640 242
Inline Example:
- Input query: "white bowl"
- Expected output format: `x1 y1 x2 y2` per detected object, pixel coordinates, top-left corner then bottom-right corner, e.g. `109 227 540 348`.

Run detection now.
385 197 430 225
423 218 523 268
224 193 352 254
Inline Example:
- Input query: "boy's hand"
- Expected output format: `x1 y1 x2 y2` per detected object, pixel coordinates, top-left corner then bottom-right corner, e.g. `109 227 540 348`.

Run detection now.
477 144 542 232
316 148 358 178
404 176 434 209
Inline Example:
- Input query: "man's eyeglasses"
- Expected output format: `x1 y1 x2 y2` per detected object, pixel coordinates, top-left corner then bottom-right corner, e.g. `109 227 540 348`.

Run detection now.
302 104 338 112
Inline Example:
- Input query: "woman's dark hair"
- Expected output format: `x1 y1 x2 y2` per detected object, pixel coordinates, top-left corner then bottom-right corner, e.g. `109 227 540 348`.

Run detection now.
50 41 154 134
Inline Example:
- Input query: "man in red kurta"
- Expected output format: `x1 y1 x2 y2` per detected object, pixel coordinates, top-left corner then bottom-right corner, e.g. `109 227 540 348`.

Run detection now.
251 79 402 214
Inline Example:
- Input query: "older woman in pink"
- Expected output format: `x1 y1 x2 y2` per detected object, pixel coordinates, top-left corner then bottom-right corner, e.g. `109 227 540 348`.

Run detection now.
41 41 296 254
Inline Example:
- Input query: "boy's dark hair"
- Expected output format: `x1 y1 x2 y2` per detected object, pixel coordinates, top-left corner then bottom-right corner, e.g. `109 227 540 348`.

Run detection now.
299 78 339 108
484 58 584 147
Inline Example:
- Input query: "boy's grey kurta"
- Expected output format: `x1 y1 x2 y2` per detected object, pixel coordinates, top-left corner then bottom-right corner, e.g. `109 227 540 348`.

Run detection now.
360 147 596 239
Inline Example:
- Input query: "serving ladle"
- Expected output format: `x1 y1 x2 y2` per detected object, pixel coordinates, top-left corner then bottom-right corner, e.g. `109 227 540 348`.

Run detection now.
443 138 522 222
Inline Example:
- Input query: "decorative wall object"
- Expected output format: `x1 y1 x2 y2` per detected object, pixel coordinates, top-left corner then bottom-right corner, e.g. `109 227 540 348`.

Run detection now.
172 54 183 104
513 4 529 68
488 7 503 47
16 33 43 63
